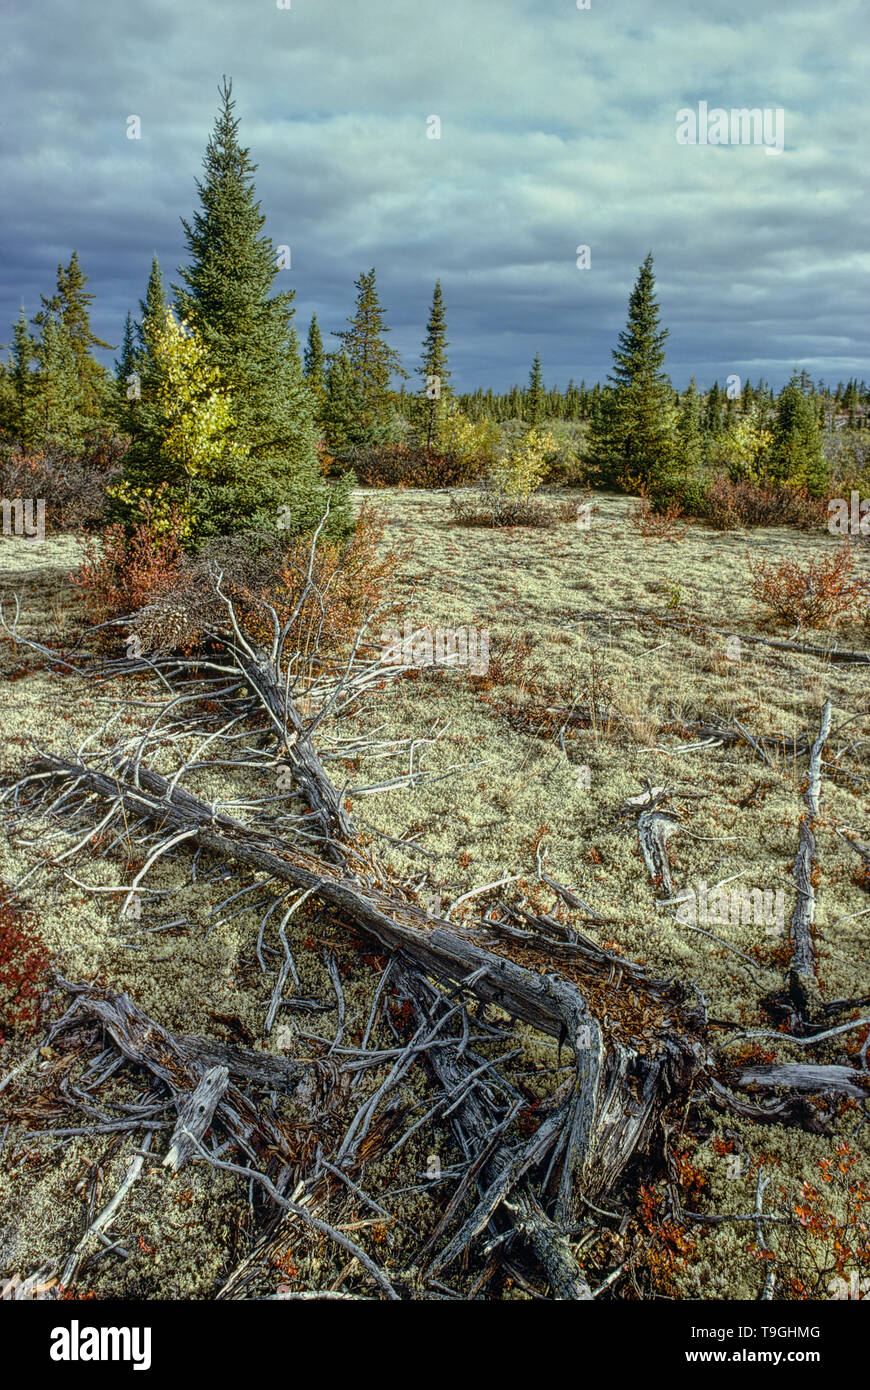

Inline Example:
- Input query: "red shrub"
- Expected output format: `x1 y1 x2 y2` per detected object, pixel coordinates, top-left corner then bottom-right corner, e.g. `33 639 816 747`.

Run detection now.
703 476 827 531
748 543 868 630
72 504 189 623
0 887 50 1045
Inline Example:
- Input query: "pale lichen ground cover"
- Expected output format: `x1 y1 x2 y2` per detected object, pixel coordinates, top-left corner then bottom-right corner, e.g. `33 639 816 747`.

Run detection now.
0 493 867 1300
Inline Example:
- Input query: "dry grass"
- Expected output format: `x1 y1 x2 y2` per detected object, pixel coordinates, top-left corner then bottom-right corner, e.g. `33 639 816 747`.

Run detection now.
0 492 868 1300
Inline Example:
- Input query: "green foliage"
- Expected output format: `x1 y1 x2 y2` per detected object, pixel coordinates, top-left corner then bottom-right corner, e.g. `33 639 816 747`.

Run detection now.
331 268 406 449
675 378 703 470
525 353 546 427
769 375 829 496
171 77 345 540
2 255 113 450
304 313 326 403
108 306 249 539
585 253 677 490
418 280 450 448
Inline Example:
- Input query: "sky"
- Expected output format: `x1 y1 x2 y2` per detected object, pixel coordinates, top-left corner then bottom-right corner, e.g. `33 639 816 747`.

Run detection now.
0 0 867 394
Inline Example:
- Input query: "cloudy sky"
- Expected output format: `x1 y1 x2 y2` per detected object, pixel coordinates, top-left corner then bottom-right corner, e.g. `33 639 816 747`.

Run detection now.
1 0 866 393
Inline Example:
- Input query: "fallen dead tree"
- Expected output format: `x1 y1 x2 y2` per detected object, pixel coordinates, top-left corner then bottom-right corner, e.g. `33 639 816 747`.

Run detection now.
2 554 868 1300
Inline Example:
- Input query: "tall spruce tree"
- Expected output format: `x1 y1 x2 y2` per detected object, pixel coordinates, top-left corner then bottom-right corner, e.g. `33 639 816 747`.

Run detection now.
303 313 326 409
322 351 367 455
676 377 703 470
769 374 828 495
584 254 676 491
32 251 112 423
171 77 344 539
525 353 545 426
332 268 405 447
418 280 450 448
136 256 167 354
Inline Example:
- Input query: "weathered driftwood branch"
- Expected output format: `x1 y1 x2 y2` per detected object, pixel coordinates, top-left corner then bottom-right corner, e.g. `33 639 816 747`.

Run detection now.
787 700 832 1020
23 754 707 1223
401 968 593 1299
163 1065 229 1172
54 977 304 1176
734 1063 869 1099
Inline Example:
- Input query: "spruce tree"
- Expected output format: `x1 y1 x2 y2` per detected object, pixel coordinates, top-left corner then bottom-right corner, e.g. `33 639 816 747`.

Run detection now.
32 251 112 422
173 77 342 539
332 268 405 447
322 352 367 455
418 280 450 448
769 375 828 495
304 314 326 396
136 256 167 354
704 381 723 436
525 353 545 427
676 378 703 470
29 317 86 449
584 253 676 491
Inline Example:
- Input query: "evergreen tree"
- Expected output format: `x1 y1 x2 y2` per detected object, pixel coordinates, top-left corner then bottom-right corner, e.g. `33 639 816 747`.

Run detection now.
525 353 545 426
303 313 326 399
322 351 367 455
704 381 723 436
332 268 405 447
115 312 137 386
769 374 829 495
172 77 342 538
32 250 112 421
0 311 37 439
418 280 450 448
676 378 703 470
584 253 676 491
137 256 167 354
28 316 86 449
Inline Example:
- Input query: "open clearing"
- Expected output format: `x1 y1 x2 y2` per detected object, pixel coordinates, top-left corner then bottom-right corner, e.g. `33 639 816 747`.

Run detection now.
1 490 868 1300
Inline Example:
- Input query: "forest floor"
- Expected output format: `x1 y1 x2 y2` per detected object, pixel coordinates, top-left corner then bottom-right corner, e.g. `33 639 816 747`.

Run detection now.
0 489 868 1300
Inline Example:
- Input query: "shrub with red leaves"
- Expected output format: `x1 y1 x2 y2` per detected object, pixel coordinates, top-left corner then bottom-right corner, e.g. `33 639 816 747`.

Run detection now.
703 476 827 531
748 542 868 630
0 887 50 1045
71 503 189 624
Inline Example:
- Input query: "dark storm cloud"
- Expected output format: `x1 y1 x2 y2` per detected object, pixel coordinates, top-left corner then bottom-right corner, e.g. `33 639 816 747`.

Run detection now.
0 0 866 391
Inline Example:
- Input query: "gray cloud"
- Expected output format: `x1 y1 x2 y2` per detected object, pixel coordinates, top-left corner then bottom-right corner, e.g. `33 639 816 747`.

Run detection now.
0 0 866 392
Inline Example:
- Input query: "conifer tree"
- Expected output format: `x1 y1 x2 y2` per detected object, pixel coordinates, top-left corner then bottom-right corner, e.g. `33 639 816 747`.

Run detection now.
172 77 342 538
137 257 167 354
418 280 450 448
676 378 703 470
584 253 676 491
769 374 828 495
115 312 136 386
322 351 367 455
304 313 326 398
29 317 86 449
704 381 723 436
332 268 405 447
32 251 112 422
525 353 546 427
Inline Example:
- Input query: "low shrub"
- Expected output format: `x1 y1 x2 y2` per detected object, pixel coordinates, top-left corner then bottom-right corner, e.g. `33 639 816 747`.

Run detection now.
627 491 688 541
0 432 128 531
0 886 50 1045
341 444 476 489
702 476 827 531
74 502 404 665
71 501 190 625
748 543 868 630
